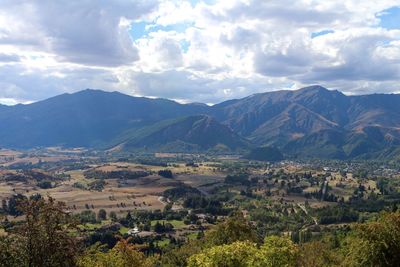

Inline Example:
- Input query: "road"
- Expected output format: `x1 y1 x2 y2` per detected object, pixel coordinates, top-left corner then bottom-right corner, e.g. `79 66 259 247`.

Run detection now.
297 203 318 225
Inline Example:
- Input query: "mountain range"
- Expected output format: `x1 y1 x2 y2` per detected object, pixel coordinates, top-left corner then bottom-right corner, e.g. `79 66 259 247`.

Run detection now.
0 85 399 160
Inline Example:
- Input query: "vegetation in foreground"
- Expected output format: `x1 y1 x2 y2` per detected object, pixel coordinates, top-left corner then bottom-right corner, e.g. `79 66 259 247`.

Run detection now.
1 196 400 266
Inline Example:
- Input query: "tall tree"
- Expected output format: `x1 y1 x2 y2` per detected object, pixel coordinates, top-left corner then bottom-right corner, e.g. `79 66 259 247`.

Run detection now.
345 211 400 267
0 196 80 267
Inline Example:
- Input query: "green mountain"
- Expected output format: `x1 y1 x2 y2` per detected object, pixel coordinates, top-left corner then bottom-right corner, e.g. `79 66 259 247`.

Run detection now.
113 115 250 152
0 89 207 148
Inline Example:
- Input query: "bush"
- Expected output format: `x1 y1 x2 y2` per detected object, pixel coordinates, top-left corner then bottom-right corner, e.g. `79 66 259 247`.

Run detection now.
79 210 97 224
97 209 107 221
225 174 249 186
158 169 173 178
188 237 298 267
37 180 52 189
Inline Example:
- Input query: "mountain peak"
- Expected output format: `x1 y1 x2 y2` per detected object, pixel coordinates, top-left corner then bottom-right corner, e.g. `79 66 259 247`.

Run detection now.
74 88 122 96
294 85 345 99
298 85 328 92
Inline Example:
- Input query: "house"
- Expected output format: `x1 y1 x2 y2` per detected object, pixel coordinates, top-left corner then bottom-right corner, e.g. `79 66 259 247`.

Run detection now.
127 226 140 236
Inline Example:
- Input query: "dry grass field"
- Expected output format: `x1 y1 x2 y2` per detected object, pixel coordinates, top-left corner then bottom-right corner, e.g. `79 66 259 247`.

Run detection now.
1 149 390 229
0 155 228 219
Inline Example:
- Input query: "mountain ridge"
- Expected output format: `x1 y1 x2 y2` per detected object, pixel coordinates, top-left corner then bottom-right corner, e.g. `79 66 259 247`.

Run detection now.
0 86 399 159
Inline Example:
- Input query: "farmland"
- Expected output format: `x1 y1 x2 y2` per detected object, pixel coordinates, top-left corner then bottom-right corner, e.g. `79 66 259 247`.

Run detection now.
1 147 400 263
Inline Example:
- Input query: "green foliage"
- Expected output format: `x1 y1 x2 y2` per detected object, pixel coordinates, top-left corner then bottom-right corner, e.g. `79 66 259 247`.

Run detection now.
158 169 173 178
316 205 359 224
2 194 27 216
109 211 118 222
163 184 201 201
246 146 284 162
78 239 155 267
0 235 27 267
188 241 258 267
205 212 258 246
88 179 106 191
188 237 298 267
98 209 107 221
161 239 205 267
36 180 52 189
84 170 149 180
0 197 80 267
298 240 341 267
79 210 97 224
250 236 299 267
224 173 250 185
344 211 400 267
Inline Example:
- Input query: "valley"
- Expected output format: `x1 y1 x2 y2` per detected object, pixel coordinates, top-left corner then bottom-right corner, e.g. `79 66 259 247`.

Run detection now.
1 147 400 250
1 86 400 266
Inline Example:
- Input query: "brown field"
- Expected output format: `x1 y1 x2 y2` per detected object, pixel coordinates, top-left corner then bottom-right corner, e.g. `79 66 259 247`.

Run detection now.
0 158 227 220
0 168 174 218
1 150 384 229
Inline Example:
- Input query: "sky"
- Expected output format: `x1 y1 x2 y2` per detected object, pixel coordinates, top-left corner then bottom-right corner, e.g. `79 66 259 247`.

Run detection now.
0 0 400 105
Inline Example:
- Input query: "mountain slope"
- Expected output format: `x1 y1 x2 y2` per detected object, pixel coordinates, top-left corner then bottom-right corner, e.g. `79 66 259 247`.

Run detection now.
212 85 400 158
213 86 349 142
0 86 399 159
115 115 250 152
0 89 207 148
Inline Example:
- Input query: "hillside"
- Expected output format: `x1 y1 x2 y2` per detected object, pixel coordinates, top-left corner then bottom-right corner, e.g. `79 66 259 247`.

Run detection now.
0 86 399 159
0 89 207 148
212 86 400 158
114 115 250 152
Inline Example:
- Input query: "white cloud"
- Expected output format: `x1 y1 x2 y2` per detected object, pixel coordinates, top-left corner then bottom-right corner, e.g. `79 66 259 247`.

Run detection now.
0 0 400 104
0 0 159 66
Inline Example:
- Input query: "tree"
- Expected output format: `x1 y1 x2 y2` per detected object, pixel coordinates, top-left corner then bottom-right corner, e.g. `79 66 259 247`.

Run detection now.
158 170 173 178
250 236 299 267
78 239 155 267
0 235 27 267
345 211 400 267
110 211 118 222
97 209 107 221
188 241 258 267
37 180 52 189
162 239 204 267
79 210 97 224
0 196 80 267
298 240 341 267
162 213 256 266
6 194 27 216
205 211 257 246
188 237 298 267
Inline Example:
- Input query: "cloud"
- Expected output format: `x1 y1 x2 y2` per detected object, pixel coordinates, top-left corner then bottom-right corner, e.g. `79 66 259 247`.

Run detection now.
302 28 400 82
0 0 159 66
0 0 400 104
130 69 293 103
0 53 21 62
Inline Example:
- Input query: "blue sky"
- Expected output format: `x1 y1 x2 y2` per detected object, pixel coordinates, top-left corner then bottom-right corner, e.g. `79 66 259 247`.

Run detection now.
311 30 335 39
0 1 400 105
130 22 193 40
378 6 400 29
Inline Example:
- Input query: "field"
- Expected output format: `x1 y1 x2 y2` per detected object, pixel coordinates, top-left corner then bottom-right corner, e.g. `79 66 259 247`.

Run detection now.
1 148 400 244
0 151 226 219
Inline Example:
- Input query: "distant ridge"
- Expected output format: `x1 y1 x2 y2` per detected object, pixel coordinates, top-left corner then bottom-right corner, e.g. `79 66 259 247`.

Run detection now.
0 89 207 148
0 86 399 159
